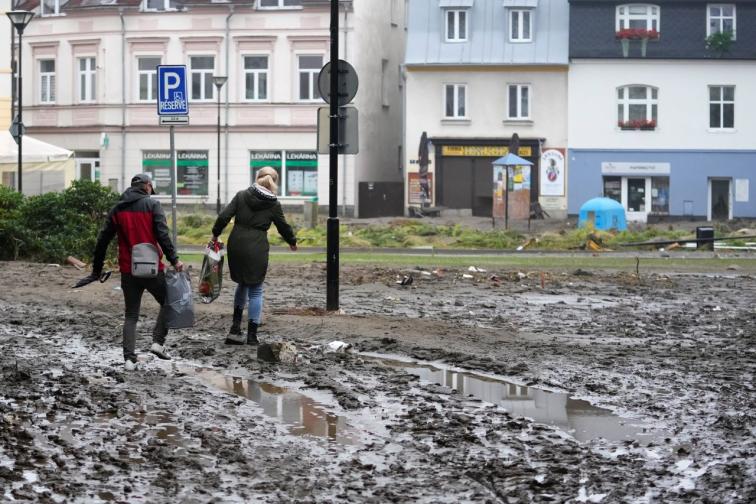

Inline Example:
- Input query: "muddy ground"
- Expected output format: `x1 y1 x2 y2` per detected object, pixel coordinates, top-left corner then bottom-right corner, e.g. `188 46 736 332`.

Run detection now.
1 257 754 503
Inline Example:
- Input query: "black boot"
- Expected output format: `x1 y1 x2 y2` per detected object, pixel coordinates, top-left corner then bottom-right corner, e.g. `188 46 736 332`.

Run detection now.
225 306 245 345
247 320 259 345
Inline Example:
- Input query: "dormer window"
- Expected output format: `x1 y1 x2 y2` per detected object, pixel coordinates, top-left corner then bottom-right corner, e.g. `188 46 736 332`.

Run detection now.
707 5 736 39
509 9 532 42
143 0 179 11
446 10 468 42
616 5 660 32
440 1 474 43
41 0 68 16
503 1 537 43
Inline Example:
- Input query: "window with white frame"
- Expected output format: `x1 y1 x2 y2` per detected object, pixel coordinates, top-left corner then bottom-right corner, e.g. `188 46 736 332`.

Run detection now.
258 0 302 8
39 59 56 104
616 4 660 31
78 57 96 102
445 10 468 42
509 9 533 42
707 4 736 38
138 57 161 101
709 85 734 129
244 56 269 101
41 0 66 16
617 85 658 127
444 84 467 119
298 55 322 101
507 84 530 120
190 56 215 101
143 0 178 11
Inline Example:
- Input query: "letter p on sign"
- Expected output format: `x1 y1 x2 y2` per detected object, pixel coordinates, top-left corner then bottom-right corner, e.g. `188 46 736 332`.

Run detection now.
163 72 180 100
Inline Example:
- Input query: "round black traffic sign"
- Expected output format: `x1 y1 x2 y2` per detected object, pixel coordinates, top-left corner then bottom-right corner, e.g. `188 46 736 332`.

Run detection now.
318 60 359 106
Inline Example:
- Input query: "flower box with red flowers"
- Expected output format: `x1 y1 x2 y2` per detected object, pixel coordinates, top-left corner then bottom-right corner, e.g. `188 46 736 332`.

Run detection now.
615 29 660 40
618 119 657 130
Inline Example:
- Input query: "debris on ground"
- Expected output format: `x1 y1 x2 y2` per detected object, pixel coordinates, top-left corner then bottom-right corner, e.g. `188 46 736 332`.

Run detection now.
257 341 299 363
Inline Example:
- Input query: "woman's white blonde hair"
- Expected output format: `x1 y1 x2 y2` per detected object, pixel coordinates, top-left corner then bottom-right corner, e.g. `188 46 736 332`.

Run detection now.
256 166 279 194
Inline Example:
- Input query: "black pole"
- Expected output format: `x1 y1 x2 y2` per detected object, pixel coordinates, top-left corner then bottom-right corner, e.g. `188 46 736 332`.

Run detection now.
326 0 339 311
216 89 221 215
17 28 23 194
504 166 509 230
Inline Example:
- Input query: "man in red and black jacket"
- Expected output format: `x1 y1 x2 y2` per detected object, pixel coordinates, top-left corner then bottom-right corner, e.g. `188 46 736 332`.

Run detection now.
78 174 184 370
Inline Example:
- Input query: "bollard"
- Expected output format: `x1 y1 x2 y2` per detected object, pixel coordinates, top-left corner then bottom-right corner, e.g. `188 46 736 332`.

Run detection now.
303 197 318 229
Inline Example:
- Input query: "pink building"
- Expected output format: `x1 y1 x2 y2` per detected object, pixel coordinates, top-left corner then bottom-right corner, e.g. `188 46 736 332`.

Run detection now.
14 0 406 216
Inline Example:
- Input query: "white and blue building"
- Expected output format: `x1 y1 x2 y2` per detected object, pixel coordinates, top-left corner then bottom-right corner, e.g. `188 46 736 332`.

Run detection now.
568 0 756 222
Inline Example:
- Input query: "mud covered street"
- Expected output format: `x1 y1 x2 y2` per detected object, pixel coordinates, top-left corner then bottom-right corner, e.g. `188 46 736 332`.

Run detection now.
1 258 755 503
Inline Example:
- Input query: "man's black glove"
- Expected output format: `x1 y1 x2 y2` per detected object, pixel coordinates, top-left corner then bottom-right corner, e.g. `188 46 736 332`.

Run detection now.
73 271 110 289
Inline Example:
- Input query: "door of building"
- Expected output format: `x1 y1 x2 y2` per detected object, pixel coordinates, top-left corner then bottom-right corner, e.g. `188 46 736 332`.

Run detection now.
709 178 732 220
438 157 473 210
76 158 100 182
625 177 649 222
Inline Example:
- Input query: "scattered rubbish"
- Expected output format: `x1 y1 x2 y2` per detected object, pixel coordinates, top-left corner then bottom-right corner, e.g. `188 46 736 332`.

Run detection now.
516 238 538 251
489 274 500 282
467 266 487 273
573 269 593 277
65 256 86 270
462 274 474 279
396 275 414 286
712 306 722 312
517 272 527 280
257 341 299 364
620 234 756 248
420 271 432 276
327 341 353 353
726 264 741 271
432 269 445 278
667 242 682 251
540 272 546 289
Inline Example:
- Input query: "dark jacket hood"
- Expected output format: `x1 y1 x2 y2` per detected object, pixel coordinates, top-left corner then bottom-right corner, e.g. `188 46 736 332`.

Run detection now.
243 184 278 210
119 187 151 205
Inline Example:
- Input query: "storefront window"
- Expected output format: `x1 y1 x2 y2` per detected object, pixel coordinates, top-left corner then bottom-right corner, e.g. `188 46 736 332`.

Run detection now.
603 176 621 203
249 150 318 197
250 151 283 196
286 151 318 196
142 150 209 196
651 176 669 214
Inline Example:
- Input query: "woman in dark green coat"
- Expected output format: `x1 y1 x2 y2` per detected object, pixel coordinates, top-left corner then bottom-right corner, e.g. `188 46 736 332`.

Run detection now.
211 167 297 345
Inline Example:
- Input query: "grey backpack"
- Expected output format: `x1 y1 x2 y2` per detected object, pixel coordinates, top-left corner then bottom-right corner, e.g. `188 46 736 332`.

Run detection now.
131 243 160 278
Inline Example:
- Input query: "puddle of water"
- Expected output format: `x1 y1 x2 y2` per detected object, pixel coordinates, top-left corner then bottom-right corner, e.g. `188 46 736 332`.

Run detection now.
365 354 666 445
188 367 359 445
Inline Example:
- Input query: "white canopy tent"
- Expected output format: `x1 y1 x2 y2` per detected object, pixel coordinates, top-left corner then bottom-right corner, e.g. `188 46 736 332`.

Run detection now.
0 132 75 195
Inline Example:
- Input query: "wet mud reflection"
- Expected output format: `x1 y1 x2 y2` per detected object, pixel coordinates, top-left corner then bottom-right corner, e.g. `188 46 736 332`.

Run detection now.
191 368 358 445
372 356 665 445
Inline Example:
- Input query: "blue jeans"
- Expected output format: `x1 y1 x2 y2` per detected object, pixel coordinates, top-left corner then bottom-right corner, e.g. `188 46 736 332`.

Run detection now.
234 283 264 324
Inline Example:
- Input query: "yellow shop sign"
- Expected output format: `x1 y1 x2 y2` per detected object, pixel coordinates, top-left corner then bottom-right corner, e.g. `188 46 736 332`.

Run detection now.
441 145 532 157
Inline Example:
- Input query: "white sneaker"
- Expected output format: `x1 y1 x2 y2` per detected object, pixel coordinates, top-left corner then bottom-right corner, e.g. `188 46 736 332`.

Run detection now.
150 343 171 360
124 359 139 371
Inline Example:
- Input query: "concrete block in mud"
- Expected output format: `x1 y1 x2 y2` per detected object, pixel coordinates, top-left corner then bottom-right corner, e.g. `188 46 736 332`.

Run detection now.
257 342 298 364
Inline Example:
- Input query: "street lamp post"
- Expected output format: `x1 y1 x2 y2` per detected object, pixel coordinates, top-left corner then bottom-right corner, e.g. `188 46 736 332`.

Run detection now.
212 76 228 215
6 10 34 194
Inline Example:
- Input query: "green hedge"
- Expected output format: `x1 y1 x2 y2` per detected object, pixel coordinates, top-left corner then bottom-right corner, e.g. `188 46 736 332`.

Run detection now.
0 181 118 262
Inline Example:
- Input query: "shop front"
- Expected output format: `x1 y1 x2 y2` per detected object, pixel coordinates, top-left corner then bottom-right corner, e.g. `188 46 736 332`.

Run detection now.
568 150 756 221
600 162 670 222
423 139 541 217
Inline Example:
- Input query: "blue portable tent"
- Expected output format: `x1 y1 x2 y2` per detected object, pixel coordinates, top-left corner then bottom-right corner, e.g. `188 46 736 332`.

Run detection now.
578 197 627 231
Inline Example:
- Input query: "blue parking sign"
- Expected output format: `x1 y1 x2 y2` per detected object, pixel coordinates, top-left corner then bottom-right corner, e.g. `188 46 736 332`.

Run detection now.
157 65 189 116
